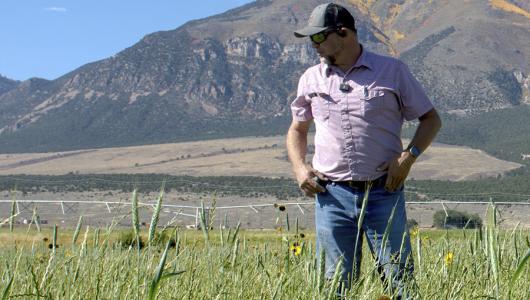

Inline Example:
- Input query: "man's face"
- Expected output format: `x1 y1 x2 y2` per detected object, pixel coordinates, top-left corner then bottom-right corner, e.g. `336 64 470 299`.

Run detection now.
311 31 345 65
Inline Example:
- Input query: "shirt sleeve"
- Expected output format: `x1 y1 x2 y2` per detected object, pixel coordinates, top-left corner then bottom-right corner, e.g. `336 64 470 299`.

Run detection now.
397 61 434 121
290 72 313 122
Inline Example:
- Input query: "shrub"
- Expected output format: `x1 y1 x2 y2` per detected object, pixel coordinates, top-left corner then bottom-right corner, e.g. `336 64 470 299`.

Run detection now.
433 209 482 229
152 230 177 248
116 230 145 249
115 230 177 249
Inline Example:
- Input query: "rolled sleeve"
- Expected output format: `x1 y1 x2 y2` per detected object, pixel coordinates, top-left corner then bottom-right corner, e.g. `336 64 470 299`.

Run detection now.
290 73 313 122
397 62 434 121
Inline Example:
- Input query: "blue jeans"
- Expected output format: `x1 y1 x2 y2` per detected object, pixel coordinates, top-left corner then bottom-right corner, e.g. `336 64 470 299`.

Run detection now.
315 181 414 295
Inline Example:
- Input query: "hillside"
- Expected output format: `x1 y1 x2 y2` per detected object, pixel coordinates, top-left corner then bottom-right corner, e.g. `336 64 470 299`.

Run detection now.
435 105 530 164
0 75 19 96
0 135 521 181
355 0 530 112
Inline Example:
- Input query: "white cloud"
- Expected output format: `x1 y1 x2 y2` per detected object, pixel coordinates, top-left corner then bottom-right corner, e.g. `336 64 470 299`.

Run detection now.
44 7 67 12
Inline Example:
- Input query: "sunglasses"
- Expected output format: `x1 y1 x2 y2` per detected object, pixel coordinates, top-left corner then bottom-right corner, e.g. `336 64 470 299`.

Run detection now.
310 29 336 44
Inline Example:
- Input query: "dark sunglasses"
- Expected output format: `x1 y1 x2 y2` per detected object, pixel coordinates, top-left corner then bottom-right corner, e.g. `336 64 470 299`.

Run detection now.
310 29 336 44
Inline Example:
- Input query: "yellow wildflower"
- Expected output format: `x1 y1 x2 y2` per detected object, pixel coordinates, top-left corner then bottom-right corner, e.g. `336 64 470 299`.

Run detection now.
410 227 419 238
290 243 302 256
445 252 454 265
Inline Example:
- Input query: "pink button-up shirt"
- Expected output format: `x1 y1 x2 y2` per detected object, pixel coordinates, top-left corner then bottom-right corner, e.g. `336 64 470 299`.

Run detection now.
291 48 434 181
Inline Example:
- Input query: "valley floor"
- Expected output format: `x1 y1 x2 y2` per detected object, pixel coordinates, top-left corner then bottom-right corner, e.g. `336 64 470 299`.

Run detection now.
0 136 522 180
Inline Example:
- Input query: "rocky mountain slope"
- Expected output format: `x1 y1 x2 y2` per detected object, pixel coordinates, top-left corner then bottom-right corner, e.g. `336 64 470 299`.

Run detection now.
0 75 19 96
356 0 530 113
0 0 528 153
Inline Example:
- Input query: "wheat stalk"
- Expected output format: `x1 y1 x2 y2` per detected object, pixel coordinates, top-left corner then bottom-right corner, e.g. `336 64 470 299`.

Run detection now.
147 240 185 300
9 200 16 232
72 215 83 245
148 182 165 246
131 189 140 248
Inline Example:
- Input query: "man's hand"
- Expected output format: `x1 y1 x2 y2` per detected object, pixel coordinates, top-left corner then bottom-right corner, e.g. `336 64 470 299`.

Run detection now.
294 164 328 197
287 119 327 197
377 152 416 192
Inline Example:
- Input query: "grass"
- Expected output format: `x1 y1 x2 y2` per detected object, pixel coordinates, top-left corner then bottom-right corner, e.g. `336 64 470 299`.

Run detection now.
1 196 530 299
0 225 529 299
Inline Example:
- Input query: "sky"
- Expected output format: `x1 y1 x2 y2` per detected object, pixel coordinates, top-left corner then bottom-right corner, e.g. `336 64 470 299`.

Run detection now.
0 0 254 81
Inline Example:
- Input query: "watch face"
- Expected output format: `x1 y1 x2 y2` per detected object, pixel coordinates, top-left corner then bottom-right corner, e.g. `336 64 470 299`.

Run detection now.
410 146 421 158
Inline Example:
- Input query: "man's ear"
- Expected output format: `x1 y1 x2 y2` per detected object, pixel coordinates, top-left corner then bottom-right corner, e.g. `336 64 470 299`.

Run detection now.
337 28 347 37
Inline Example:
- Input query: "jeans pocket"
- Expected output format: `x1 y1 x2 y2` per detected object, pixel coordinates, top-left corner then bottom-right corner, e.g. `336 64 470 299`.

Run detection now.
318 179 333 195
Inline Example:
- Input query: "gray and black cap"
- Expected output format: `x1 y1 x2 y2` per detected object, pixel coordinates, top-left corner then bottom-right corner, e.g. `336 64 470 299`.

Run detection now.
294 3 356 38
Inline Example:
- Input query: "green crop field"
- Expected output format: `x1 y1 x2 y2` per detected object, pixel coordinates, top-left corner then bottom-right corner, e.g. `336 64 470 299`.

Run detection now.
1 193 530 299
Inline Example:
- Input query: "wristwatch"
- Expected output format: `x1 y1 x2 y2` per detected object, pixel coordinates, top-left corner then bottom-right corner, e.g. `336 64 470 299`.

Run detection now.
404 145 422 158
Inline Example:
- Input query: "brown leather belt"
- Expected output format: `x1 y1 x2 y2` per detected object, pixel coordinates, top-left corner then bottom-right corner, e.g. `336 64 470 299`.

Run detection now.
334 175 387 190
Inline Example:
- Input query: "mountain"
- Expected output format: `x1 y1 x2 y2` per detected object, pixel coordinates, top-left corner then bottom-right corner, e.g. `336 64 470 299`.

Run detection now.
354 0 530 113
0 0 529 153
0 75 19 96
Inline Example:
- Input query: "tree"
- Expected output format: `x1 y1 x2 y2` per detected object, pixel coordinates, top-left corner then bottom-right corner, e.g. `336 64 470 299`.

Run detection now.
433 209 482 229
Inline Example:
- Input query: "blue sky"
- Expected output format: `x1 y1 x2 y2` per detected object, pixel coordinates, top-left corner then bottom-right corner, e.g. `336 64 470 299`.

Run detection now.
0 0 253 81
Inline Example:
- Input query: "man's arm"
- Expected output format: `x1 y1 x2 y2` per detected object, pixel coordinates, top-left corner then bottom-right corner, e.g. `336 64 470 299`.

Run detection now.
380 108 442 191
406 108 442 154
286 119 327 197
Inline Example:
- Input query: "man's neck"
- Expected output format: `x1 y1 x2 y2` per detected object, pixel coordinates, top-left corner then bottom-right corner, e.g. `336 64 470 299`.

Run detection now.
334 43 362 73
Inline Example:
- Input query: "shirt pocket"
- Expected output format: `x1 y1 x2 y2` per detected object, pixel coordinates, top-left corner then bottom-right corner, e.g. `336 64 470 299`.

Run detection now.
360 87 399 116
307 85 333 121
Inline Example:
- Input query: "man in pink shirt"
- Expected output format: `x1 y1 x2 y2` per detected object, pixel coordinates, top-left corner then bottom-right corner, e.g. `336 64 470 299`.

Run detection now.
287 3 442 298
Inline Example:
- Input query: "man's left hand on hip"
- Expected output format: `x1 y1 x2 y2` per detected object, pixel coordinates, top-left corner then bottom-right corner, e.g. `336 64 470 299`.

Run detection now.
377 152 416 192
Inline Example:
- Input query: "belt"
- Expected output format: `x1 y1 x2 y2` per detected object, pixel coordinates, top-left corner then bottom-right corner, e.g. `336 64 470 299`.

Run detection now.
334 175 387 190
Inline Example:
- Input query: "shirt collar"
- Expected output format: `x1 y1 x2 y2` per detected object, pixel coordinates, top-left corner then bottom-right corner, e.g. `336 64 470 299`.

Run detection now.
352 45 373 70
322 44 373 77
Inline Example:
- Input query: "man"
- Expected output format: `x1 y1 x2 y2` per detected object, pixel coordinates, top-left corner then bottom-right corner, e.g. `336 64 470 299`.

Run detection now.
286 2 442 297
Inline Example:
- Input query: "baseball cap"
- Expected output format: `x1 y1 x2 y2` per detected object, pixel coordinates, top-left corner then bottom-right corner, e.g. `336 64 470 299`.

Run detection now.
294 3 356 38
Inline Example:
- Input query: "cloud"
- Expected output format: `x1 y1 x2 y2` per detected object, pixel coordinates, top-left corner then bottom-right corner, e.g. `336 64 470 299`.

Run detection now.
44 7 67 12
